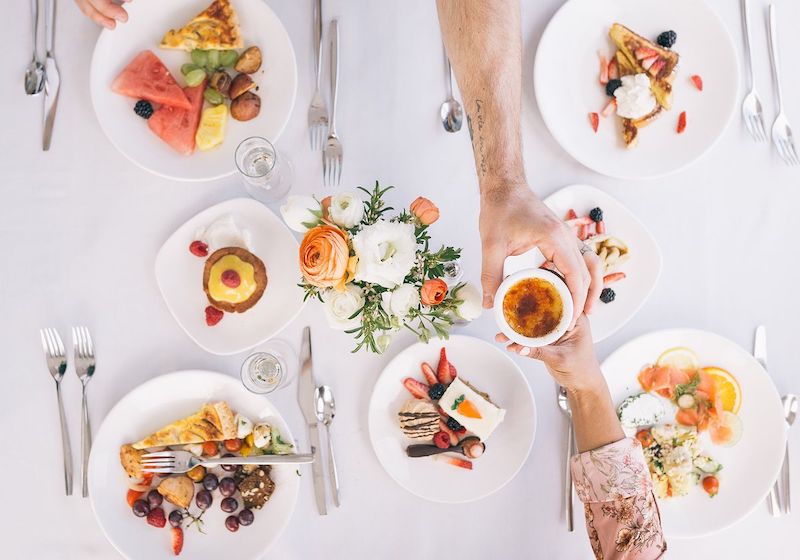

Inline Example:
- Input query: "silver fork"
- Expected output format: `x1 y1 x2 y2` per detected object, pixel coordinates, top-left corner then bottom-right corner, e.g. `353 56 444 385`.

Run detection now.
307 0 328 149
73 327 95 498
141 450 314 474
767 4 799 165
40 328 73 495
323 19 342 187
740 0 767 142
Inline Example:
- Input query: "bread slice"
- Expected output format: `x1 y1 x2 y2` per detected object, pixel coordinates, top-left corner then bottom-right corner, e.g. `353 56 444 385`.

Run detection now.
614 51 665 148
132 402 237 449
160 0 243 51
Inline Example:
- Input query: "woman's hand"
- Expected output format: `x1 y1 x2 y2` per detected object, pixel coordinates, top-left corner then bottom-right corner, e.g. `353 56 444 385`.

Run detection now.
74 0 129 29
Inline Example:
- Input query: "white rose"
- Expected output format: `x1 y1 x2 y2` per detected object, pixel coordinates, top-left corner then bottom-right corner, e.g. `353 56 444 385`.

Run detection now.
453 282 482 321
352 221 417 288
381 284 420 320
322 285 365 331
280 195 322 232
328 191 364 229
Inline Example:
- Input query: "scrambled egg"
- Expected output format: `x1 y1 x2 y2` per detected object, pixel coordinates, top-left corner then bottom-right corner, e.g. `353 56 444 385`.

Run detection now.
643 424 721 498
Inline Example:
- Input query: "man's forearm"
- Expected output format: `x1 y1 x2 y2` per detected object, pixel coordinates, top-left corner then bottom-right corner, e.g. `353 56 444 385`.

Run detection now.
436 0 525 192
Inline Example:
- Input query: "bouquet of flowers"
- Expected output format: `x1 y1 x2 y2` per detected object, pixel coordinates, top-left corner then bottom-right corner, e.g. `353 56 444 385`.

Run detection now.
280 182 482 353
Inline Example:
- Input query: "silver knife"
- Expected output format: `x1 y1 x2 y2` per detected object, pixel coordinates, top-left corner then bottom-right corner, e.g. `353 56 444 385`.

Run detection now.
42 0 60 151
755 325 782 516
298 327 327 515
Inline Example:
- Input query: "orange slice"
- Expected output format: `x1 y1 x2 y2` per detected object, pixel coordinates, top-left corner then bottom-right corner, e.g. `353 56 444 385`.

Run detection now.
701 366 742 413
457 399 483 419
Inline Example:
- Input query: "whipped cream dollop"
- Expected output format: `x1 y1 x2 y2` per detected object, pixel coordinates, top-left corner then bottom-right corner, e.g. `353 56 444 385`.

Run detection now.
614 73 657 119
196 215 253 252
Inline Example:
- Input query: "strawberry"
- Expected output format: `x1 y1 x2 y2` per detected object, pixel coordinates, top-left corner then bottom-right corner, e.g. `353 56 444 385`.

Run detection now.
603 272 627 285
677 111 687 134
436 348 456 384
565 208 578 220
141 473 154 486
439 420 460 446
147 507 167 528
433 431 450 449
648 59 665 77
189 240 209 257
598 53 609 85
596 220 606 235
403 378 430 399
690 74 704 91
589 112 599 133
439 456 473 470
634 47 658 60
640 55 659 71
205 306 223 326
126 489 145 507
578 224 589 240
171 527 184 556
566 216 593 227
420 362 438 385
607 58 619 80
601 99 617 118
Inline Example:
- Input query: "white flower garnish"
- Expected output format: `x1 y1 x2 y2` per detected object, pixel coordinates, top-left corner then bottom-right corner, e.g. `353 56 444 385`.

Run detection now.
280 195 321 232
322 284 365 331
351 221 416 288
328 191 365 229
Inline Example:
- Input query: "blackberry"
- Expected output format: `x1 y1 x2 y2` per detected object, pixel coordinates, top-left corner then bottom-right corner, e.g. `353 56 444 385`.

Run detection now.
600 288 616 304
656 30 677 49
605 79 622 97
428 383 446 400
134 100 154 119
446 417 463 432
589 207 604 222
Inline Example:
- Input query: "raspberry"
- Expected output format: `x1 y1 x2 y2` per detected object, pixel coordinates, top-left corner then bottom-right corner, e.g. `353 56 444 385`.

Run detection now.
433 431 450 449
146 507 166 528
189 240 209 257
205 306 224 326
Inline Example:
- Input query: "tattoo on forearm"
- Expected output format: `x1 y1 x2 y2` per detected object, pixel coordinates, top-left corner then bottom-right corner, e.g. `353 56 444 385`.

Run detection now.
471 99 487 177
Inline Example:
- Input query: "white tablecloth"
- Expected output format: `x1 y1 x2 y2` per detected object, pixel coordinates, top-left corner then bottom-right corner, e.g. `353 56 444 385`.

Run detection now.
3 0 799 558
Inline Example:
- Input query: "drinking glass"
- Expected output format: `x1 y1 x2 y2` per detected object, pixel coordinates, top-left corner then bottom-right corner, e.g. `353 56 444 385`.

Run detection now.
442 259 464 285
240 339 296 395
235 137 294 203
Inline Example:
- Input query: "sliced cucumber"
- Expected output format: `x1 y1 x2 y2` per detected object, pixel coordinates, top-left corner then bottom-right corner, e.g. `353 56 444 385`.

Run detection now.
220 49 239 67
203 88 224 106
191 49 208 67
719 411 743 447
694 455 722 473
184 68 207 87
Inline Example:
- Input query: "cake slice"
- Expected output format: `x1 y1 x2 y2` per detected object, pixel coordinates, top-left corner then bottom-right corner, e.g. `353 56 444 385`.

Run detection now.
160 0 243 51
131 402 237 449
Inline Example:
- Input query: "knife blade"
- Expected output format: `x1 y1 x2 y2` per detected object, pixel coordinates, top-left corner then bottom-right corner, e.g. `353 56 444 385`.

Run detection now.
755 325 782 516
298 327 327 515
42 0 59 151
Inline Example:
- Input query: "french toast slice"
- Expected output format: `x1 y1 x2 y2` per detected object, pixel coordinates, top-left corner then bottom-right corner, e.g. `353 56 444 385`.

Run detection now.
614 51 664 148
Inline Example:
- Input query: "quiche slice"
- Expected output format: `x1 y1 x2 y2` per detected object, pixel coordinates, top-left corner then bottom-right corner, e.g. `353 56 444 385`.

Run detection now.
131 402 237 449
160 0 243 51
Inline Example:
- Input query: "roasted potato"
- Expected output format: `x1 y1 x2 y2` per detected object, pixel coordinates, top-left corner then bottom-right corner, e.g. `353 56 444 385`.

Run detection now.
229 73 256 99
209 70 232 97
234 46 263 74
119 444 145 479
157 476 195 508
230 92 261 121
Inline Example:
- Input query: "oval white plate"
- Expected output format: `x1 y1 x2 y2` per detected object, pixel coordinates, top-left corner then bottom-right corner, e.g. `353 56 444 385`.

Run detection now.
534 0 739 179
601 329 785 538
90 0 297 181
504 184 661 342
368 335 536 503
88 370 300 560
155 198 304 355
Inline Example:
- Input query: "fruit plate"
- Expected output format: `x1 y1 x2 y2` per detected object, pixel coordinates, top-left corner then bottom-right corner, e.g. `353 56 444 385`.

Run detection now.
533 0 739 179
368 335 536 503
90 0 297 181
88 370 300 560
155 198 304 355
602 329 785 538
503 184 661 343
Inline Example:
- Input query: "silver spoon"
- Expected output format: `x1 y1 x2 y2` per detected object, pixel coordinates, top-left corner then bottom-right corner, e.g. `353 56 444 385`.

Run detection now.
25 0 45 95
314 385 340 507
440 51 463 133
557 386 574 532
779 394 798 514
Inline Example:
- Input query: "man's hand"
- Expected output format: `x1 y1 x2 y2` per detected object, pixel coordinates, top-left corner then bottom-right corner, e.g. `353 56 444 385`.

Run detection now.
75 0 129 29
479 184 603 329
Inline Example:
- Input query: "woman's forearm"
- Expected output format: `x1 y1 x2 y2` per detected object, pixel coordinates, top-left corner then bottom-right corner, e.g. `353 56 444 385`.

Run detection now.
567 371 625 453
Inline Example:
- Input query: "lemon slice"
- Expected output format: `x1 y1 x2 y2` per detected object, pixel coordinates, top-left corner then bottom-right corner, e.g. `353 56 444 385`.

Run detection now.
196 104 228 151
656 347 699 371
701 366 742 413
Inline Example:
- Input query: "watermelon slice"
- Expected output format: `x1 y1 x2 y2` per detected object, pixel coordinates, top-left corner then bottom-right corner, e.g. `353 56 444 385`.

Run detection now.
147 82 206 155
112 50 191 110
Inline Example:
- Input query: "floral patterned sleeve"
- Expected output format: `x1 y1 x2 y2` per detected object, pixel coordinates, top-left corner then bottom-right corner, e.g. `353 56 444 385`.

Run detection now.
570 438 667 560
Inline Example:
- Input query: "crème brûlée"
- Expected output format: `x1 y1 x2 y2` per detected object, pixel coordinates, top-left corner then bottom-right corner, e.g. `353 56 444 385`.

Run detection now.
438 377 506 441
203 246 267 313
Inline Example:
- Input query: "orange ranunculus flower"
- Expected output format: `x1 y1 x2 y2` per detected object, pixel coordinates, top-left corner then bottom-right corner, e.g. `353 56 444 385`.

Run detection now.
410 197 440 225
299 225 351 290
420 278 448 306
320 195 333 221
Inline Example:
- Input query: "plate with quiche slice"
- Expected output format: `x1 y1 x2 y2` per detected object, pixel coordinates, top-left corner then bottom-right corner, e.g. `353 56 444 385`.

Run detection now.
89 370 300 560
90 0 297 181
534 0 739 179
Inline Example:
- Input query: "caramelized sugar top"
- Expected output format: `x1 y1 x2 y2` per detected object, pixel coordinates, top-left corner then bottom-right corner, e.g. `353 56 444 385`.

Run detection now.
502 278 563 339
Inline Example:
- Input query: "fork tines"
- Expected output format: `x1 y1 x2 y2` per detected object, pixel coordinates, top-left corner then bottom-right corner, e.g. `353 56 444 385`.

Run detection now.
743 99 767 143
322 139 343 187
40 327 66 362
72 326 95 361
308 96 329 150
774 130 800 166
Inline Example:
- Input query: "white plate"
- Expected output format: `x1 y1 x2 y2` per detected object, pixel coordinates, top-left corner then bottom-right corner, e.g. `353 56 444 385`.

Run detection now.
504 184 661 342
155 198 304 355
601 329 785 538
368 335 536 503
88 370 300 560
90 0 297 181
534 0 739 179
